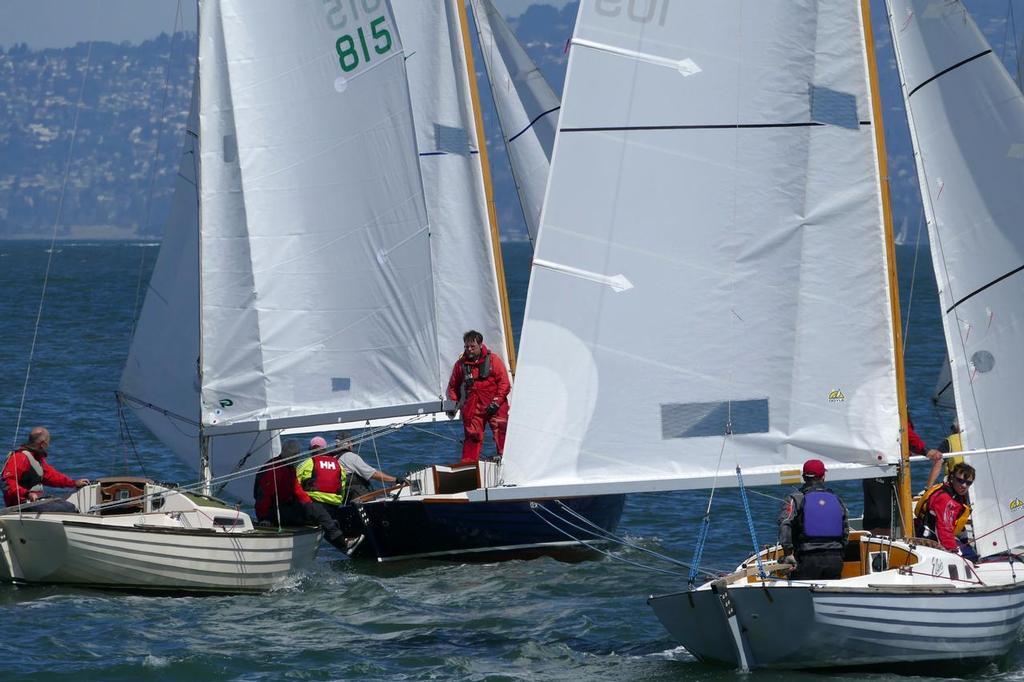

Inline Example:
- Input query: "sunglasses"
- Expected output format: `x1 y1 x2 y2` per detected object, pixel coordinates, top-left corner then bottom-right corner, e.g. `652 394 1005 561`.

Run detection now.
952 476 974 487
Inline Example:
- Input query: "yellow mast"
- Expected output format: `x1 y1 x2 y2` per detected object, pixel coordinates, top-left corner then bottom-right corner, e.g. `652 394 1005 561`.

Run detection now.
455 0 518 373
862 0 912 536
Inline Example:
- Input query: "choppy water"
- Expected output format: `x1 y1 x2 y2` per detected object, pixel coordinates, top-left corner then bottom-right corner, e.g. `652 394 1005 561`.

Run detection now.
0 240 1018 681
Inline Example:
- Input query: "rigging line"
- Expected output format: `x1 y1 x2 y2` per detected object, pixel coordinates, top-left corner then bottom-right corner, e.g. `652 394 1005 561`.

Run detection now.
11 30 98 452
542 500 721 576
527 506 689 578
128 0 186 346
907 49 992 98
900 208 927 354
116 396 148 478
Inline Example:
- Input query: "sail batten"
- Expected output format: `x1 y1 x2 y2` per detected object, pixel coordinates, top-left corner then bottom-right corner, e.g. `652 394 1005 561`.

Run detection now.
501 0 901 492
887 0 1024 557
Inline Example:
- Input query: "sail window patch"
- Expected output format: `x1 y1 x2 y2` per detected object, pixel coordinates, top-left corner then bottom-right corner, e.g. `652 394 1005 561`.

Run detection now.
435 124 470 155
971 350 995 374
660 399 769 439
332 378 352 392
809 86 858 130
222 134 237 163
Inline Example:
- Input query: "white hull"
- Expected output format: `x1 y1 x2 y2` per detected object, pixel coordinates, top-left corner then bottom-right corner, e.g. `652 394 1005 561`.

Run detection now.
649 539 1024 669
0 480 321 594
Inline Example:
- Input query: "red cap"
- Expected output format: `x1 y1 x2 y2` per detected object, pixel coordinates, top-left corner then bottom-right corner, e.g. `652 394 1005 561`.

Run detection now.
802 459 826 478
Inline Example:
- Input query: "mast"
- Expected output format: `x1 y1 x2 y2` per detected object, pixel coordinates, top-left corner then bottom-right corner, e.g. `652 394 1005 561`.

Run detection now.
195 0 211 496
862 0 912 536
454 0 517 372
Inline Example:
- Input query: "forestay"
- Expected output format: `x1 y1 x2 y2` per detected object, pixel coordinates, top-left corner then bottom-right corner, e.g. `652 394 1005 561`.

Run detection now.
391 0 510 381
887 0 1024 557
497 1 901 499
197 0 440 435
469 0 559 244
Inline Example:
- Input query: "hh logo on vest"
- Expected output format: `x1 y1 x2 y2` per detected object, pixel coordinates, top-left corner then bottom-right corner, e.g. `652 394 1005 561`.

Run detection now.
317 460 338 471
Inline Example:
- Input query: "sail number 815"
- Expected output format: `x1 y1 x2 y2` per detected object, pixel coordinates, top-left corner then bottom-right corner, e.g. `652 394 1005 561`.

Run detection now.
336 16 392 72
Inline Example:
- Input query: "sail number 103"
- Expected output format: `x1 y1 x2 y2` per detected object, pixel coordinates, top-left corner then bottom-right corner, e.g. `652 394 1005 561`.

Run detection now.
335 16 392 73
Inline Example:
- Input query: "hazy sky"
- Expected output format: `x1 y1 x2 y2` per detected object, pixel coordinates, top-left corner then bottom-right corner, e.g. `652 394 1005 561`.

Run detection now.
0 0 573 49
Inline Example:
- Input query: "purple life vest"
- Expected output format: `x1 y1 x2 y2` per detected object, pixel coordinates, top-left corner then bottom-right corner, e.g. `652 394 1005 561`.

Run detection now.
802 490 843 539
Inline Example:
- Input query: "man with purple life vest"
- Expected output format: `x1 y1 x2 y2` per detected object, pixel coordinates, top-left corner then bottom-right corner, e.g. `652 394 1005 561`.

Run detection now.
445 330 511 463
778 458 850 580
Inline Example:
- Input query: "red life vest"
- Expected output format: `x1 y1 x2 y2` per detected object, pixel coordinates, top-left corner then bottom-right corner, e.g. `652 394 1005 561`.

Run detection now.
304 454 346 496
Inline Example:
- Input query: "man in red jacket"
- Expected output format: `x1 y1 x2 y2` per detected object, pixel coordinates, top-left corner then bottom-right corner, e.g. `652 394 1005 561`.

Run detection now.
3 427 89 511
918 461 977 560
446 330 511 463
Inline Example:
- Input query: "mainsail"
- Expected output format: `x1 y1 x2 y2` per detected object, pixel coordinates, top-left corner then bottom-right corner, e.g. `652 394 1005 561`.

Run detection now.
469 0 559 244
122 0 439 496
887 0 1024 556
496 0 901 498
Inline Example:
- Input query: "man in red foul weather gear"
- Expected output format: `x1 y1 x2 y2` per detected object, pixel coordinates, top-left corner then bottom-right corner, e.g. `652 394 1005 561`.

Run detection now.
2 426 88 511
446 330 511 463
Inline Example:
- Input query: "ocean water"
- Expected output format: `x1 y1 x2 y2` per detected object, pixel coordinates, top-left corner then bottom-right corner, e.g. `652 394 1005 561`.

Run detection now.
0 239 1018 681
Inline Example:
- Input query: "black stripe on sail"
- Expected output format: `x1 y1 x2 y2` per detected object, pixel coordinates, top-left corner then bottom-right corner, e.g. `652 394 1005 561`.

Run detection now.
561 121 872 133
908 50 992 98
508 106 561 144
419 150 481 157
946 263 1024 313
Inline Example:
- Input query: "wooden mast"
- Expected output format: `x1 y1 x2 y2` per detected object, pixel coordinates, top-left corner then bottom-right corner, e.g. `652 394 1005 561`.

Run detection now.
454 0 518 373
862 0 912 536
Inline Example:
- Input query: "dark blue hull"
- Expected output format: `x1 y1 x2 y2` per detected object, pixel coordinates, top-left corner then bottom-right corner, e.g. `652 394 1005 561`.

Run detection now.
342 494 626 562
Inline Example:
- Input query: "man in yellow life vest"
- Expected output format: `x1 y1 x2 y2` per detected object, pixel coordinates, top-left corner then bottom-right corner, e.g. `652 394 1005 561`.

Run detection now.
914 461 976 561
296 436 358 550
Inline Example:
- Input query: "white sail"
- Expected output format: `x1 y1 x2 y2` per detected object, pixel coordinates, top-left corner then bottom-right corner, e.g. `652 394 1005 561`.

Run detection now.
496 0 901 499
391 0 511 380
887 0 1024 556
469 0 559 244
197 0 441 435
122 0 438 499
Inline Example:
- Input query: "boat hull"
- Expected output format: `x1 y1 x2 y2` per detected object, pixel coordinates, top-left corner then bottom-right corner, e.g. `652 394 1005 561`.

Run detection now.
649 579 1024 669
0 515 321 594
345 494 626 562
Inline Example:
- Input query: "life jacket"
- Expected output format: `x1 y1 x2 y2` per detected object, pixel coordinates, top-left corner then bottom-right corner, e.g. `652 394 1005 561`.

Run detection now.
942 433 964 475
914 482 971 536
800 490 844 540
460 352 492 403
299 454 347 506
8 447 45 495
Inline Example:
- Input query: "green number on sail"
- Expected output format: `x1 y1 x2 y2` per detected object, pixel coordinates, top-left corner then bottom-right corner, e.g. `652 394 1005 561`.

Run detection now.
335 15 392 73
336 34 359 72
370 16 392 55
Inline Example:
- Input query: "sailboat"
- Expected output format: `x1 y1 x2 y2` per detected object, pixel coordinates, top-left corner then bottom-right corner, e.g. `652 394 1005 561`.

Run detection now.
440 0 1024 669
336 0 625 563
0 0 434 592
645 0 1024 669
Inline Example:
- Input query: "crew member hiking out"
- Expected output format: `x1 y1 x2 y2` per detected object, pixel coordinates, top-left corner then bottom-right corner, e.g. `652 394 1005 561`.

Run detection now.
446 330 511 463
778 458 850 580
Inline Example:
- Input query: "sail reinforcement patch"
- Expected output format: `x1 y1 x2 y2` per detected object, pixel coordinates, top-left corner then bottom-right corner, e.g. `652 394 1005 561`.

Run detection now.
809 85 859 130
435 124 470 155
661 399 769 439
